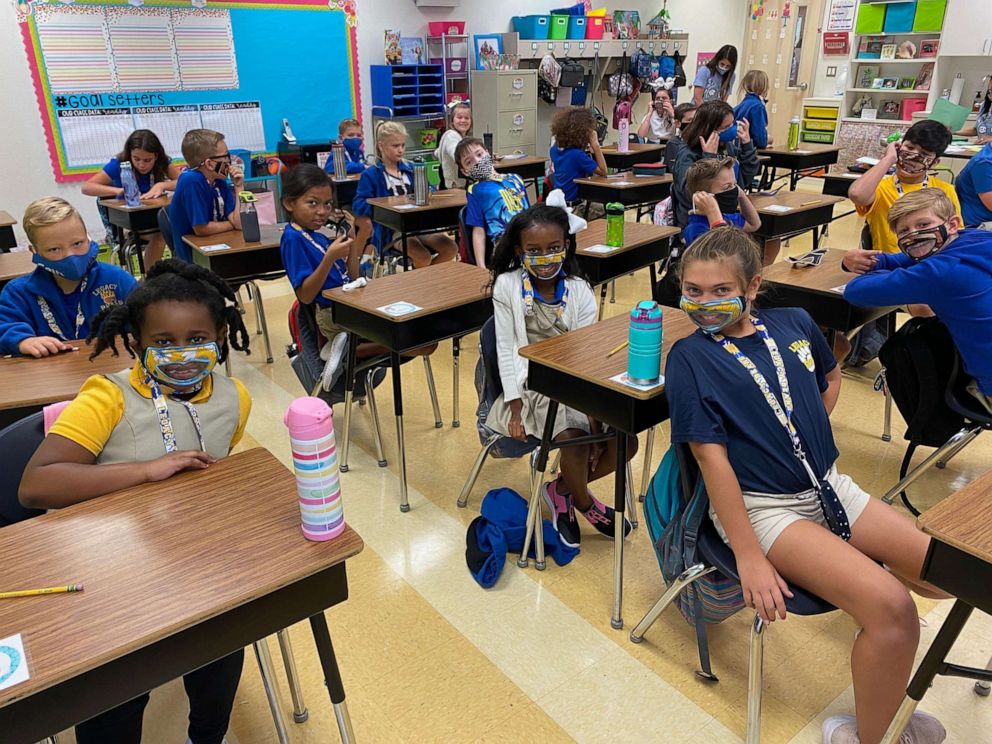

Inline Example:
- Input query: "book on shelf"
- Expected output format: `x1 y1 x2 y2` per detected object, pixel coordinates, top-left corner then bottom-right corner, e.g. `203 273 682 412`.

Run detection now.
857 65 880 89
915 63 934 91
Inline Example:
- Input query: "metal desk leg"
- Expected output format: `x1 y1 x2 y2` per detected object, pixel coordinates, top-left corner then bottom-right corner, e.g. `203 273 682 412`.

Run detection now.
339 336 359 473
598 284 608 320
391 352 410 512
452 336 461 428
309 612 356 744
248 280 274 363
276 629 309 723
253 639 290 744
401 231 410 272
519 400 559 571
611 431 628 630
639 426 655 502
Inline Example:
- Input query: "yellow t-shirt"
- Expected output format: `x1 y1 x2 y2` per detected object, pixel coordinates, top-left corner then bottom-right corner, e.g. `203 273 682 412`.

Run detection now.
856 174 962 253
50 362 251 456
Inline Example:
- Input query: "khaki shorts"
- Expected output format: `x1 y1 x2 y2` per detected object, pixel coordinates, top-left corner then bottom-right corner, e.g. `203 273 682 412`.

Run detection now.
711 465 871 555
966 379 992 415
314 305 345 345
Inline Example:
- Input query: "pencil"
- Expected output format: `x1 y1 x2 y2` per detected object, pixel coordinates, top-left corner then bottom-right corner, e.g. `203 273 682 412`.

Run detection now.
0 583 83 599
608 340 629 357
799 200 820 207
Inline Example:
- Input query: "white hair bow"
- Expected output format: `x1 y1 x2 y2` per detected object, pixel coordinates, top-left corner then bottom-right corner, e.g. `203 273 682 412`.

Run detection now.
545 189 588 235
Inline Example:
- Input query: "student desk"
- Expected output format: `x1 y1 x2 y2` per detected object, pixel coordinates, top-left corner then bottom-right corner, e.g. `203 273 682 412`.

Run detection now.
367 191 466 268
185 224 285 364
601 143 666 171
0 342 129 429
822 170 860 199
98 195 171 275
0 448 364 744
324 261 492 512
494 155 548 194
942 146 980 160
519 312 696 629
0 251 33 290
757 144 842 191
880 470 992 744
0 210 17 252
575 174 672 221
748 191 844 252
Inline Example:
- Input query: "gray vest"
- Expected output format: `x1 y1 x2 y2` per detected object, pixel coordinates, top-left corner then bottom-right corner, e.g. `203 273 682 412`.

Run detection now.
96 371 241 464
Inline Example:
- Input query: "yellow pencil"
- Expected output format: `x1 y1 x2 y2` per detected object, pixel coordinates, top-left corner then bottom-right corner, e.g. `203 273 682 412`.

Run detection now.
0 583 83 599
799 200 820 207
608 340 629 357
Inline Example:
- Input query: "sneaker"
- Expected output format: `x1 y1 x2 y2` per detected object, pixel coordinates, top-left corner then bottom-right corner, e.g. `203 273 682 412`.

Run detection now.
822 712 946 744
581 495 632 540
542 479 580 549
822 716 858 744
321 333 349 391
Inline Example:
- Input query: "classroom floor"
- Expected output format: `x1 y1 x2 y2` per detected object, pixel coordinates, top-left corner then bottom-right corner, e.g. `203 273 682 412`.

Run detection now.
56 184 992 743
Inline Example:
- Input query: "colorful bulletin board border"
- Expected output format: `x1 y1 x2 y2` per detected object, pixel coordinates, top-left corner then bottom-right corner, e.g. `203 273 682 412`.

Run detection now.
16 0 361 182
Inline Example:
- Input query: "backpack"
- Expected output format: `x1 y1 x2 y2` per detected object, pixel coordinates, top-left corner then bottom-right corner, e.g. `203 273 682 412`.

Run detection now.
538 53 561 105
608 52 634 98
590 105 609 144
658 52 676 80
631 47 653 80
672 51 687 87
559 57 585 88
612 97 632 130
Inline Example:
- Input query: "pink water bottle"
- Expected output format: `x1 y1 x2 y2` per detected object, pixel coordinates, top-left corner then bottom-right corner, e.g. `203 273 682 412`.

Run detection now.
284 397 345 541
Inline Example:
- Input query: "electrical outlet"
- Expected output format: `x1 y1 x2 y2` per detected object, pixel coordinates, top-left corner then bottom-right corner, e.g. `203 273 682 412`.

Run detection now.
771 103 778 114
826 66 837 77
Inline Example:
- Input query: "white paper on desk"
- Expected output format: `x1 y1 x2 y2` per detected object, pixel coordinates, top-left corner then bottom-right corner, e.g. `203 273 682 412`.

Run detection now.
830 284 847 294
610 371 665 391
199 244 231 252
763 204 793 213
584 244 620 254
393 204 418 210
0 634 30 692
378 301 422 317
612 181 635 186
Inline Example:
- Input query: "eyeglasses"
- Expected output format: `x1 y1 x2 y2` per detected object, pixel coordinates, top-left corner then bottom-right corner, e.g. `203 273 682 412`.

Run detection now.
207 153 232 163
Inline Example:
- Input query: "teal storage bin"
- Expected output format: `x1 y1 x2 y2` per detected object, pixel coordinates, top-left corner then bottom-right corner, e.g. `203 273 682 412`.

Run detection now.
513 15 550 39
913 0 946 31
883 1 916 32
567 16 586 39
855 3 886 34
549 14 570 39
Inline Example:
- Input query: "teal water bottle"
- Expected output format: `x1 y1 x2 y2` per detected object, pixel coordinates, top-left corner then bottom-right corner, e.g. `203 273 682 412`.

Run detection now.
627 300 663 385
606 202 625 247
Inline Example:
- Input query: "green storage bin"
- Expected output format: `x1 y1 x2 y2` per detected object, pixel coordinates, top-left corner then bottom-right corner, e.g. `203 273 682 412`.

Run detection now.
802 130 835 144
549 14 570 39
913 0 946 31
855 3 886 34
426 159 441 188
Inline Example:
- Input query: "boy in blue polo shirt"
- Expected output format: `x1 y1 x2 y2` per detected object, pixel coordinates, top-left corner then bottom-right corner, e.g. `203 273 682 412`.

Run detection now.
683 156 761 246
0 197 136 357
168 128 243 262
955 141 992 228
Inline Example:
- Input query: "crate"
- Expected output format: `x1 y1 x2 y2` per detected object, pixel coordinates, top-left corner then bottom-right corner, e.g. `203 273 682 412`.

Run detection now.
549 14 570 39
855 2 886 34
371 64 446 116
913 0 946 31
803 106 839 120
430 56 468 75
428 21 465 36
802 130 835 144
586 15 605 39
567 16 586 39
513 15 550 39
883 1 917 33
803 118 837 132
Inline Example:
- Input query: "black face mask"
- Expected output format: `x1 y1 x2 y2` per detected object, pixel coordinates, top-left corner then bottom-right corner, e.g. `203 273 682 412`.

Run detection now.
714 186 740 214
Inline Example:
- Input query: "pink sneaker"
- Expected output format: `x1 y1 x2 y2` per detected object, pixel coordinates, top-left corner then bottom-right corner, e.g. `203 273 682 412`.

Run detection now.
542 479 580 548
581 494 632 540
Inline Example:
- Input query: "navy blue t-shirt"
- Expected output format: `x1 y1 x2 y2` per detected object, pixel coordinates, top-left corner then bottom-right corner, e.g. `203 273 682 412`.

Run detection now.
550 145 598 202
666 307 838 493
168 169 236 262
280 224 350 308
103 158 154 193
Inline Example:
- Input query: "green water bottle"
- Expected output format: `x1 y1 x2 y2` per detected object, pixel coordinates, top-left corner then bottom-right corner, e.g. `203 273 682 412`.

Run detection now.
787 116 801 151
606 202 625 247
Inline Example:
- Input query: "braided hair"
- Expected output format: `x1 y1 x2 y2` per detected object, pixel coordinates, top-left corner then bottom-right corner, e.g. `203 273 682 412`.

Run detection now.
88 259 250 362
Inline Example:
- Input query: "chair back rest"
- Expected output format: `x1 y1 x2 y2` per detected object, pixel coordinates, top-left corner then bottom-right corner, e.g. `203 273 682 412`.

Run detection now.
287 300 324 388
0 412 46 527
157 207 175 254
479 316 503 402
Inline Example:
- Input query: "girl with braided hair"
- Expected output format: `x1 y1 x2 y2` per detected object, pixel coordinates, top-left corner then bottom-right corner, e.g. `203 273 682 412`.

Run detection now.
19 258 251 744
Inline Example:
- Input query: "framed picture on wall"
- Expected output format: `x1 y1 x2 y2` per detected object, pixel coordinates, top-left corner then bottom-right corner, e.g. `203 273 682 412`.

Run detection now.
473 34 502 70
919 38 940 58
898 77 916 90
878 100 901 120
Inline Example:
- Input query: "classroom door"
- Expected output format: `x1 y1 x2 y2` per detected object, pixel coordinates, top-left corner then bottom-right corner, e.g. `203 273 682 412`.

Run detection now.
742 0 826 147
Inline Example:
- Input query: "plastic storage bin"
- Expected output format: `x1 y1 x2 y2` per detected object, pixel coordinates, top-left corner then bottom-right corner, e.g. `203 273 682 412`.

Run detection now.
551 3 585 15
913 0 946 31
428 21 466 36
586 15 605 39
802 131 835 144
549 14 570 39
567 16 586 39
430 56 467 75
883 1 917 32
514 15 550 39
804 105 839 119
901 97 928 120
855 3 886 34
803 118 837 132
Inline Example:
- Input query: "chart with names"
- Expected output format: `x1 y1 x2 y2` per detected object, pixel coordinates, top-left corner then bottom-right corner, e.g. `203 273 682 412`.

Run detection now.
172 9 238 90
133 105 201 155
58 109 136 166
200 102 265 152
107 8 180 92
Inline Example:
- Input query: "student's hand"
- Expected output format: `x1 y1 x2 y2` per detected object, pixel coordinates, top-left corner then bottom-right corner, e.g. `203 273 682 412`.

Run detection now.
17 336 73 358
508 411 527 442
692 191 721 221
700 131 720 154
141 183 168 200
229 164 244 189
737 119 751 145
588 130 602 150
842 249 882 274
143 450 215 482
655 98 675 119
737 550 794 623
325 234 354 261
882 140 900 165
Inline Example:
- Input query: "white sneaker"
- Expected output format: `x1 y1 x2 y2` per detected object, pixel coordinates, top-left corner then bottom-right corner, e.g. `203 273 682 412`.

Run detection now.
822 712 946 744
321 332 349 391
823 715 858 744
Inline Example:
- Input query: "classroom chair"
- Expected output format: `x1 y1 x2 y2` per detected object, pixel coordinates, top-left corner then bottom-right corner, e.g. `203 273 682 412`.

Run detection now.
157 207 176 259
0 412 308 742
630 442 837 744
457 206 493 267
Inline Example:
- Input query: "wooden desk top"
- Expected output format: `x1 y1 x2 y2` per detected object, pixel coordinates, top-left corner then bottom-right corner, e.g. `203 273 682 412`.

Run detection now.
520 312 696 401
183 224 283 257
748 191 844 214
761 248 852 296
495 155 548 169
0 210 16 227
0 251 34 283
366 190 467 214
331 174 362 184
601 143 666 155
324 261 490 321
98 195 171 213
0 448 364 706
758 144 842 156
918 468 992 564
0 341 131 411
577 220 679 258
574 173 673 189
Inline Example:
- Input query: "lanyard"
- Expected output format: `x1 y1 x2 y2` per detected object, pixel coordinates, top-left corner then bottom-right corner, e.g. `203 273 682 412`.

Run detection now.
291 224 350 279
37 276 88 341
521 271 568 320
146 374 206 454
893 171 928 196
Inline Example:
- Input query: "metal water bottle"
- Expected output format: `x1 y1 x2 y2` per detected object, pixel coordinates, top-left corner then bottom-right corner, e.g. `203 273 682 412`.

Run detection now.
331 141 347 180
606 202 625 247
120 161 141 207
413 157 429 206
239 191 261 242
627 301 663 385
787 116 801 151
284 397 346 541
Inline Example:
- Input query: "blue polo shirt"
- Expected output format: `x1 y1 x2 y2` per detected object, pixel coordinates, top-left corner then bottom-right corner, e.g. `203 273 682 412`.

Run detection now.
169 169 236 262
102 158 154 193
683 212 747 246
280 223 350 308
550 145 598 203
955 144 992 227
465 175 530 241
666 307 838 493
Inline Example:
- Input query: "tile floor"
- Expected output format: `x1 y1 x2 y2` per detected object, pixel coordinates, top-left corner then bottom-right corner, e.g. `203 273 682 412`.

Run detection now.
54 184 992 743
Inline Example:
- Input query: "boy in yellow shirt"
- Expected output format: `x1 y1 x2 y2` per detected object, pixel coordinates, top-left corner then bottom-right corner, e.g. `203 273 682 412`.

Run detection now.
849 120 961 253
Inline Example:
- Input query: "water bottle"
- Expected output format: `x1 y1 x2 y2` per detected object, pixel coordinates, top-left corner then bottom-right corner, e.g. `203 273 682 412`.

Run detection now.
284 397 346 541
413 158 429 206
239 191 261 242
787 116 801 151
618 117 630 153
120 161 140 207
627 301 663 385
331 142 347 180
606 202 625 247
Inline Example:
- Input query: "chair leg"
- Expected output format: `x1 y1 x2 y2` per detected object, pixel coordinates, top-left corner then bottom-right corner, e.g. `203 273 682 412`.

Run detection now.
882 383 893 442
629 564 716 642
253 639 290 744
365 369 388 467
452 337 461 428
423 357 443 428
881 427 982 504
610 280 616 304
276 629 309 723
519 451 546 570
937 427 981 469
339 387 355 473
745 614 766 744
625 460 638 529
598 283 608 320
458 434 499 508
639 426 655 502
248 280 274 363
976 655 992 696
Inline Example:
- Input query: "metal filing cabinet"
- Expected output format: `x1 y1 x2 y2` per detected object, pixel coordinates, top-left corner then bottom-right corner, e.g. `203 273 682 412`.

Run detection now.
470 70 538 157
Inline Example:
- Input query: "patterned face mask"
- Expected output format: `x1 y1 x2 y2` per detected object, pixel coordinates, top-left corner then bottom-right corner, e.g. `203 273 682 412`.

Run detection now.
142 342 220 389
896 150 934 175
468 152 494 181
680 295 748 334
897 223 948 261
522 250 565 279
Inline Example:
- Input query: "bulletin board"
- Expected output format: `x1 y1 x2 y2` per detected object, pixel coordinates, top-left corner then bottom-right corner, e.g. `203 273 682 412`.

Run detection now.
15 0 361 182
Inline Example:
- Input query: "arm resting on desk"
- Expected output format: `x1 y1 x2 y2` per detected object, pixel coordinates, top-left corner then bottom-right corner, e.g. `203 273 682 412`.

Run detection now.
81 170 124 199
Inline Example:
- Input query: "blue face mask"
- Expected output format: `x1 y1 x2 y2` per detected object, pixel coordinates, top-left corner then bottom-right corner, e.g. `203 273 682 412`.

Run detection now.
342 137 363 156
718 124 738 144
32 240 98 281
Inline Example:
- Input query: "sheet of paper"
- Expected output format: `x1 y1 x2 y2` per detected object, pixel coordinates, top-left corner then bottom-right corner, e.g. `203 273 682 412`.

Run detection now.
393 204 418 210
609 372 665 391
198 243 231 252
612 181 635 186
584 244 620 254
0 634 30 692
830 284 847 294
763 204 793 213
378 301 422 317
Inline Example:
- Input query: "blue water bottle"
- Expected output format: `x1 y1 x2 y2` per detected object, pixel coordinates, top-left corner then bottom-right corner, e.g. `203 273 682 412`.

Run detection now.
627 300 663 385
120 161 141 207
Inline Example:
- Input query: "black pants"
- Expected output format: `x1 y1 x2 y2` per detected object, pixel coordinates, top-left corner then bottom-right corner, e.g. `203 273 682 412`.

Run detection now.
74 649 245 744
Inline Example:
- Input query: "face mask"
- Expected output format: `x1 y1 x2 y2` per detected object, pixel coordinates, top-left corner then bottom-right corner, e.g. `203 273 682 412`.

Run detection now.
718 124 738 143
897 150 933 175
342 137 363 156
32 240 98 281
468 152 494 181
142 342 220 389
680 295 748 334
714 186 740 214
522 250 565 279
897 224 949 261
717 64 732 74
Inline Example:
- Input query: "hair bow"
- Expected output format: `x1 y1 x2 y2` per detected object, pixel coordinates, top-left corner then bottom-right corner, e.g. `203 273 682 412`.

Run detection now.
545 189 588 235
